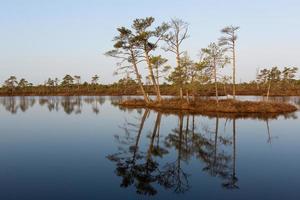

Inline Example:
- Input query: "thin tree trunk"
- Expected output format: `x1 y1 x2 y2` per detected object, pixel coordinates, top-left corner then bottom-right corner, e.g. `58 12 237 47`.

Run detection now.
232 118 237 182
130 50 150 103
232 40 236 100
155 67 160 86
147 112 161 160
266 119 271 144
192 115 195 138
185 115 189 149
186 90 190 103
144 50 161 102
132 109 149 161
190 75 196 102
224 83 227 96
214 61 219 104
266 81 271 101
136 109 149 147
214 117 219 169
178 114 183 165
176 41 183 101
156 114 161 147
180 87 183 100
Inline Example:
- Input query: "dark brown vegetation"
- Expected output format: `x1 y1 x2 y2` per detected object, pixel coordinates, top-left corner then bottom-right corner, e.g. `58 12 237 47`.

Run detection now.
119 98 297 115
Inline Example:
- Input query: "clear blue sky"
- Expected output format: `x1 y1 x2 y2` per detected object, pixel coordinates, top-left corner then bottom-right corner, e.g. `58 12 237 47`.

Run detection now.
1 0 299 84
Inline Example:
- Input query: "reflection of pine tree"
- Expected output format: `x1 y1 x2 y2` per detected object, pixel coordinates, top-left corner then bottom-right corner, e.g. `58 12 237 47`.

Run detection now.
193 117 238 189
135 112 163 195
202 117 231 179
107 111 242 196
222 119 239 189
3 96 18 114
92 96 105 114
83 96 105 114
108 110 171 196
107 110 149 188
163 114 191 193
19 96 33 112
60 96 82 114
0 96 35 114
74 96 82 114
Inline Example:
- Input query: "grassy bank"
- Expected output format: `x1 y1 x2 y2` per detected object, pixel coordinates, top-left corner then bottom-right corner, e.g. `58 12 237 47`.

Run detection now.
119 98 297 115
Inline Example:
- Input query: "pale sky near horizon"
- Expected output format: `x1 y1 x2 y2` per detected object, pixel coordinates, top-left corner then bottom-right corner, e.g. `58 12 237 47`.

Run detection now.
1 0 299 84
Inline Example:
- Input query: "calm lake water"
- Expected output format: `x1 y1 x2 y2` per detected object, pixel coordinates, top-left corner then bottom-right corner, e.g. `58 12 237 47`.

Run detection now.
0 96 299 200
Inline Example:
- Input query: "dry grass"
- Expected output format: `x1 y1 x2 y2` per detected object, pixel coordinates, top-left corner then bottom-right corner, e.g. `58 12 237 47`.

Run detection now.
119 98 297 115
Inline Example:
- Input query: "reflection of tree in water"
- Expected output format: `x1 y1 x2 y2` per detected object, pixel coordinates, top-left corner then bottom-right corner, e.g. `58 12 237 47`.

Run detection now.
19 96 36 112
134 112 164 195
162 114 191 193
201 117 231 181
36 96 106 114
0 96 36 114
221 119 239 189
0 96 109 114
295 97 300 108
1 96 18 114
109 96 142 113
84 96 106 114
39 96 83 114
108 109 189 195
107 111 244 196
264 118 282 144
39 96 60 112
108 109 158 195
150 114 168 158
163 114 238 192
60 96 82 114
107 111 241 195
109 96 123 107
201 117 239 189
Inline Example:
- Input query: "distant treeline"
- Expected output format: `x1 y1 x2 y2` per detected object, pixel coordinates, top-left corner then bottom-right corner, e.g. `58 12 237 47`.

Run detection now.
0 71 300 96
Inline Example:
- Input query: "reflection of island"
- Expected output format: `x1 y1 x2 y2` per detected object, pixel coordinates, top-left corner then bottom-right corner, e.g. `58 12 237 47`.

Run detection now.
107 110 244 196
0 96 106 114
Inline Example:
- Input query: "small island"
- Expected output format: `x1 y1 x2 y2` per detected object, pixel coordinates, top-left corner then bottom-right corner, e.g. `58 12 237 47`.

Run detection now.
119 98 297 115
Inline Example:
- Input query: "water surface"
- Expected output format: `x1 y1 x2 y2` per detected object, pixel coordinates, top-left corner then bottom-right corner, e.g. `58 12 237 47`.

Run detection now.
0 96 299 200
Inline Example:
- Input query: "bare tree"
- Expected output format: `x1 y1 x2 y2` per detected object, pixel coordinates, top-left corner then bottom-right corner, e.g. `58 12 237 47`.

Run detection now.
164 18 189 99
220 75 232 96
219 26 240 100
91 74 100 85
202 43 229 103
74 75 81 90
168 52 194 101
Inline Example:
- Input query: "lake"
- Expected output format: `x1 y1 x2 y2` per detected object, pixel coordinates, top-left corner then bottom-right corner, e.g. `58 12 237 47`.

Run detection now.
0 96 299 200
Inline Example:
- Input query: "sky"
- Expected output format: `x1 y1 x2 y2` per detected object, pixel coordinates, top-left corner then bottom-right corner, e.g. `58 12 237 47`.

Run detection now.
0 0 300 84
